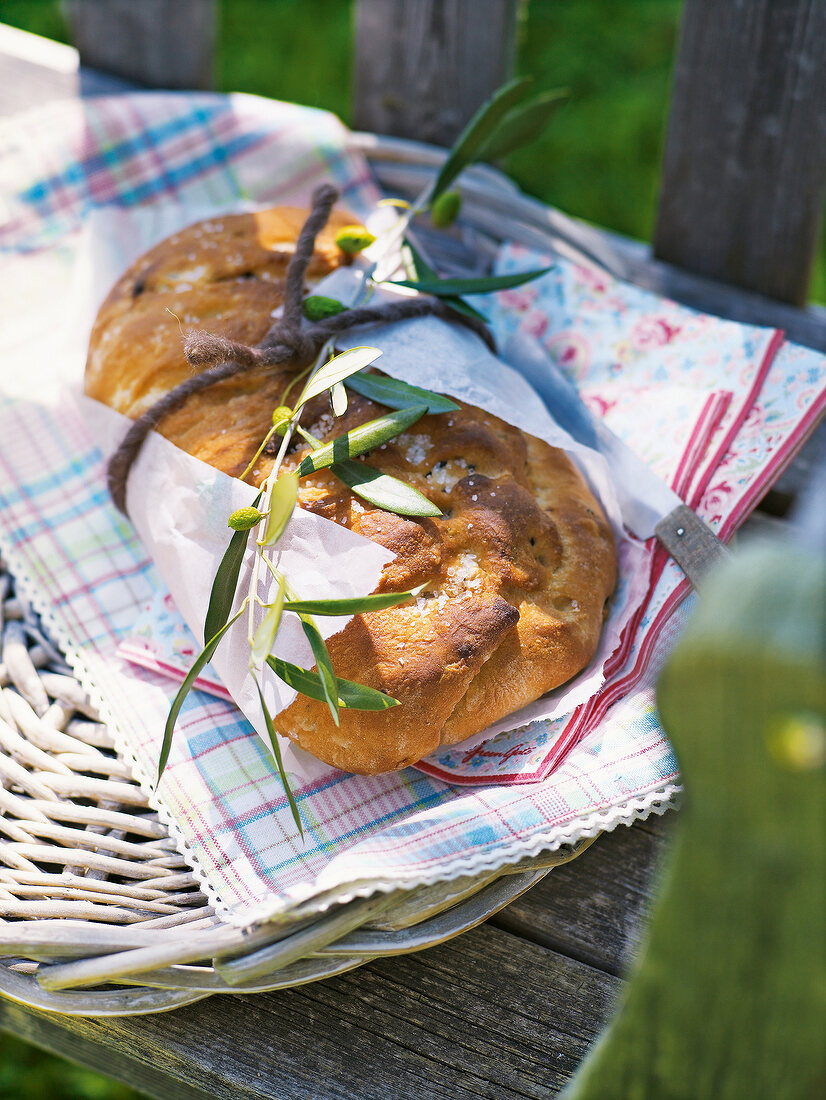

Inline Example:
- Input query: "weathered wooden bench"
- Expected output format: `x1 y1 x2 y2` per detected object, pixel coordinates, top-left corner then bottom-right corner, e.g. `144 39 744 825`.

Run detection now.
0 2 823 1096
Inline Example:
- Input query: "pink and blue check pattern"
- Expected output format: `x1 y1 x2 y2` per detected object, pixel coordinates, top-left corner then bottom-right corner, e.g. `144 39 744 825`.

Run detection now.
1 92 823 924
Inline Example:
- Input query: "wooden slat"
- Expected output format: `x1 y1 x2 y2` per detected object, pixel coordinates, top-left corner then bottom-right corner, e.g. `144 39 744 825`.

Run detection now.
64 0 216 90
654 0 826 305
353 0 520 145
492 816 673 976
0 923 619 1099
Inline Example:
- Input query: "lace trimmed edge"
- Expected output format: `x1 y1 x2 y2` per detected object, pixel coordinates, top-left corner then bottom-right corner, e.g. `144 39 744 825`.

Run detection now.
1 532 680 931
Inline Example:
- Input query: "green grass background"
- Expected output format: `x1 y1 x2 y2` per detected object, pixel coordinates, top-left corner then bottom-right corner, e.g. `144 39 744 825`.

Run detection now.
0 1 821 1096
3 0 825 302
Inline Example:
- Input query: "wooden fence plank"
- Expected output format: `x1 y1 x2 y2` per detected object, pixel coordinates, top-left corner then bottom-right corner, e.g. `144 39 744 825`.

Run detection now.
64 0 216 90
654 0 826 305
353 0 520 145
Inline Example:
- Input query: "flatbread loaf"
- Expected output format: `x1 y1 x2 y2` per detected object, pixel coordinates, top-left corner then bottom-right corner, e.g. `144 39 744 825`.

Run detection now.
86 207 617 774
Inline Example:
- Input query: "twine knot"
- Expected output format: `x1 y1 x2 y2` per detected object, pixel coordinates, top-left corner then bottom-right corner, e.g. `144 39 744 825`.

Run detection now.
107 184 494 514
261 322 319 365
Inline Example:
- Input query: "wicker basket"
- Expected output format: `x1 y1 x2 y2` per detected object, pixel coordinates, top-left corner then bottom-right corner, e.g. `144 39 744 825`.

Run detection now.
0 136 635 1016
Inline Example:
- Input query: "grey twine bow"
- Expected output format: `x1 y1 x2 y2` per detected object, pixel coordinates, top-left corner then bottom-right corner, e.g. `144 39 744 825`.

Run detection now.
107 184 494 514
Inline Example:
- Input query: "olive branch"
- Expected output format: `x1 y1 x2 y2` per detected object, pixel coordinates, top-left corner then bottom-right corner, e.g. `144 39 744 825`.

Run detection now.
157 78 566 836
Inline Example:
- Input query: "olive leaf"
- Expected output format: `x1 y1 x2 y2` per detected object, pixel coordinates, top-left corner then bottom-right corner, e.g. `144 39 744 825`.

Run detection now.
475 88 568 163
297 346 383 408
250 573 286 669
430 76 532 203
296 425 322 452
296 405 429 477
439 294 491 324
204 491 262 644
299 615 339 727
283 590 415 616
331 459 441 517
331 380 348 417
267 656 399 711
254 677 303 835
160 608 245 782
403 240 489 324
403 238 437 281
345 371 459 414
388 268 551 297
259 471 298 548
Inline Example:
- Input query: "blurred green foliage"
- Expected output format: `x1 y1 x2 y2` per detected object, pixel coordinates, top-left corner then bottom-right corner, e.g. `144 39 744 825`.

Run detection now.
0 0 66 41
0 1 823 1096
0 1031 144 1100
511 0 681 243
213 0 683 255
218 0 353 119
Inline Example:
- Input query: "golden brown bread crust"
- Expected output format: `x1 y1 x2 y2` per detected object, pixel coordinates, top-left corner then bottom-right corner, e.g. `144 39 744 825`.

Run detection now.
85 206 617 774
85 207 356 479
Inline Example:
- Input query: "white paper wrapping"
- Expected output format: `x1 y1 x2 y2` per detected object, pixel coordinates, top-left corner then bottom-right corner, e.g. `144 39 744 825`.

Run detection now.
73 201 634 770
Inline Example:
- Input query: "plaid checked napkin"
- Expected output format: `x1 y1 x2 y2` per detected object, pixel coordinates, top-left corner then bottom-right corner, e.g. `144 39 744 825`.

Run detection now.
1 92 823 925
